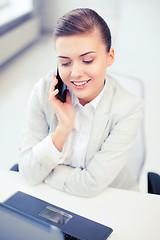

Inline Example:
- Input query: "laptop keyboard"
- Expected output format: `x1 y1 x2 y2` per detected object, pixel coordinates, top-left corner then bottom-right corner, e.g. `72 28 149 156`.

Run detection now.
64 233 80 240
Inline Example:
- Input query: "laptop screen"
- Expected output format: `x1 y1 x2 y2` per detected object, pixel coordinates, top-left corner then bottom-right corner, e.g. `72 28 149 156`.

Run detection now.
0 204 77 240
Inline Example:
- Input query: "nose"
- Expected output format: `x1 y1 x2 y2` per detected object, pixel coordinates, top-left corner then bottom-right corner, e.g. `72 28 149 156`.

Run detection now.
71 62 84 79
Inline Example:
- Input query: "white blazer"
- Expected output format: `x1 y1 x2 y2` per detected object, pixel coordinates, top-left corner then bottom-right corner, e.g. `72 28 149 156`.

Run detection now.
19 71 144 197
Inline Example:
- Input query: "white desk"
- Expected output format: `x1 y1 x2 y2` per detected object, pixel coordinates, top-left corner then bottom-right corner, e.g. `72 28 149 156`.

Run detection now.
0 169 160 240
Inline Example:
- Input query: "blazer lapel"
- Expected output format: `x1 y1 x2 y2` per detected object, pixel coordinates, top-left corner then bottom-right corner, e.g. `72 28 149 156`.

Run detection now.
86 76 115 163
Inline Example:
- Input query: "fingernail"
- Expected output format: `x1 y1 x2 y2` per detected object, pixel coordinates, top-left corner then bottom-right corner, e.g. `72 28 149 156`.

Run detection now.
55 89 59 94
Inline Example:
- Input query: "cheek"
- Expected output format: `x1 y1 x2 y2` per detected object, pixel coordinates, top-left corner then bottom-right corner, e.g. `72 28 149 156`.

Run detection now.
59 68 71 83
89 63 106 80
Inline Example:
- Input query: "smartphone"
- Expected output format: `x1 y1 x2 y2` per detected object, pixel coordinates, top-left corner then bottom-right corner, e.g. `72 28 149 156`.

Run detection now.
55 68 67 102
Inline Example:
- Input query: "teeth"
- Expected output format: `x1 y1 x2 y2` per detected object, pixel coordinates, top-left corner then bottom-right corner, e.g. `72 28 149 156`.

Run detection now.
73 81 88 86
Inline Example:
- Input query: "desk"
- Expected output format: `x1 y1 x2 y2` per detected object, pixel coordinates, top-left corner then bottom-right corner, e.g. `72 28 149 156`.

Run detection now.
0 169 160 240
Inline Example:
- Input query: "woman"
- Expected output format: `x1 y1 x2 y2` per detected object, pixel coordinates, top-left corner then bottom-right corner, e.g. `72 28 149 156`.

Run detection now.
19 8 144 197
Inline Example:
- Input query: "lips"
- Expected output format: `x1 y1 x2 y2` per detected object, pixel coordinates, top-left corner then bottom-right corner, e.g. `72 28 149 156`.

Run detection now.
71 79 90 88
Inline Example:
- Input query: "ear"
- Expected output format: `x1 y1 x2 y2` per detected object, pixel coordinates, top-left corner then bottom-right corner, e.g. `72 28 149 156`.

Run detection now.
106 48 115 67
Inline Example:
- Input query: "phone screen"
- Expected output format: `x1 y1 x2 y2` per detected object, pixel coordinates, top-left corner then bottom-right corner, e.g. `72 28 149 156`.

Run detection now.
55 69 67 102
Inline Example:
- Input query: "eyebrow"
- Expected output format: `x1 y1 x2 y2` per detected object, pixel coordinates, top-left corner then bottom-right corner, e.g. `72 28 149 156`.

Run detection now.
80 51 96 57
58 51 96 59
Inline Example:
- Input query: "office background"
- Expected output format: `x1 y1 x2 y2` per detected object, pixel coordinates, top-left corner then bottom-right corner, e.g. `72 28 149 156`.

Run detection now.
0 0 160 192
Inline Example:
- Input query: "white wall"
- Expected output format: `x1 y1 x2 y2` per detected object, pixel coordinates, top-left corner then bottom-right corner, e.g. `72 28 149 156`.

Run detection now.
39 0 120 47
109 0 160 190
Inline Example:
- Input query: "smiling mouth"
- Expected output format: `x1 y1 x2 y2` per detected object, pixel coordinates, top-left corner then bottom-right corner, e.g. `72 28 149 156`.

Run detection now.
71 79 90 87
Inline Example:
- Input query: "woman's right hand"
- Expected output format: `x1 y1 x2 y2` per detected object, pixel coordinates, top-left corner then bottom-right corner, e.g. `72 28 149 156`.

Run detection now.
48 74 75 151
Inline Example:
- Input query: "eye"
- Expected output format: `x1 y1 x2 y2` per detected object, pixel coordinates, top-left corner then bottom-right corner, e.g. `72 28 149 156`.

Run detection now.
83 59 94 64
61 62 71 67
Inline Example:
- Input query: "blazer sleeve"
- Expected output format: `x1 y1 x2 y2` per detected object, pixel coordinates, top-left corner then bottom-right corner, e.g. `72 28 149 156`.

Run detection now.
44 93 144 197
19 77 64 185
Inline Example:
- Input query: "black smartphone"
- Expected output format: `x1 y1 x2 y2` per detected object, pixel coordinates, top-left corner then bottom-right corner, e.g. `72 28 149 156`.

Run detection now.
55 68 67 102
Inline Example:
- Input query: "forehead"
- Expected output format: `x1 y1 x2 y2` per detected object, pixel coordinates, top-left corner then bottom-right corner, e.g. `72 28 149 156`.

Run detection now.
55 28 106 56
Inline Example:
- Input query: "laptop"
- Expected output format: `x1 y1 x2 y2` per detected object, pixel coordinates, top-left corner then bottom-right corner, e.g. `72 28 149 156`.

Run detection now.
0 191 113 240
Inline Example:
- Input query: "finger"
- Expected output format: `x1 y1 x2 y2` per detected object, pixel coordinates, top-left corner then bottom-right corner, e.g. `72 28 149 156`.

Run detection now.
48 88 59 103
49 77 58 95
53 73 56 78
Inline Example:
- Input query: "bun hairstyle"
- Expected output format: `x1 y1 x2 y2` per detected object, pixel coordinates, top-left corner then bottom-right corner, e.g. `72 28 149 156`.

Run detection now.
53 8 112 52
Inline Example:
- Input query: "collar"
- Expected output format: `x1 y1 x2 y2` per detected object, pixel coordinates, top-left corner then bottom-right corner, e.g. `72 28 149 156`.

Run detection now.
72 78 107 111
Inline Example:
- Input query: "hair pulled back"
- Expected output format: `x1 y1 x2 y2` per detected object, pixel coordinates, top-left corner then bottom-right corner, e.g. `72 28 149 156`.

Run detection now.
54 8 112 52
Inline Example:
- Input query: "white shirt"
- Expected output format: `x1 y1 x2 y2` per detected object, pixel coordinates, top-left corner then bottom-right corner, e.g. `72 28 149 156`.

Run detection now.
62 81 107 169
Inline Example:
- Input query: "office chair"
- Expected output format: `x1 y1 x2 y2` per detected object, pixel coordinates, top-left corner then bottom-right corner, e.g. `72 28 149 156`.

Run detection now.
148 172 160 195
108 70 146 183
10 164 19 171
